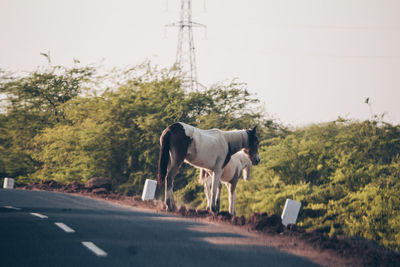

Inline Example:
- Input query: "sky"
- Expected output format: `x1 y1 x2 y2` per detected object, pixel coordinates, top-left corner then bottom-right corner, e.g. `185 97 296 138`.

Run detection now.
1 0 399 126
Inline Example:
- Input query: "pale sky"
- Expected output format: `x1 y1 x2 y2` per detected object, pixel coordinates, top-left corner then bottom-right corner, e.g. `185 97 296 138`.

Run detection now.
1 0 399 126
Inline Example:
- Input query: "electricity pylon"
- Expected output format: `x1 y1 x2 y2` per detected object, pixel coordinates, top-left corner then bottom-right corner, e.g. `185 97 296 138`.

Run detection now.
165 0 206 91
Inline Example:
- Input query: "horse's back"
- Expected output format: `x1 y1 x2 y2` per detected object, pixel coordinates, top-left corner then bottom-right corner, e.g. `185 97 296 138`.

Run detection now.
178 122 228 170
179 122 222 138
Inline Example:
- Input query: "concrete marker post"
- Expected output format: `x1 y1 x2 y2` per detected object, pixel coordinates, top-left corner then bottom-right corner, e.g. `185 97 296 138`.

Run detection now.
281 199 302 226
3 178 15 189
142 179 157 201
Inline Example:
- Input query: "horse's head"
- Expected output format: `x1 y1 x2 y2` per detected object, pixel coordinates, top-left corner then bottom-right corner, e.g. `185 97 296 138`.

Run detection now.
245 126 260 165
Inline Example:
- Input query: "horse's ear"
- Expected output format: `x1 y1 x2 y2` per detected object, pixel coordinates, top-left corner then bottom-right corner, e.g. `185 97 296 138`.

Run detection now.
252 126 257 133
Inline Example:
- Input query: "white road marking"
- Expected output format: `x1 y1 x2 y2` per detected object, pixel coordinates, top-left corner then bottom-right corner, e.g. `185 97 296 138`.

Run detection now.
30 212 48 219
81 241 108 257
4 206 21 210
55 222 75 233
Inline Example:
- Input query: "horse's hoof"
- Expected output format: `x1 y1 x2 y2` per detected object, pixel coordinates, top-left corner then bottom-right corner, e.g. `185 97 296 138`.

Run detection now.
211 206 218 213
165 199 176 212
165 205 176 212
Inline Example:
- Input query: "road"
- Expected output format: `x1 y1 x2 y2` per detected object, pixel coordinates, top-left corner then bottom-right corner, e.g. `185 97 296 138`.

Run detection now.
0 189 320 267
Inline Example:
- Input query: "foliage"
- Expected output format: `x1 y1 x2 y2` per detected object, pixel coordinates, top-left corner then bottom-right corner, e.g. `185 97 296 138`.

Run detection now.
0 65 95 179
1 63 267 189
232 120 400 250
1 62 399 250
180 119 400 249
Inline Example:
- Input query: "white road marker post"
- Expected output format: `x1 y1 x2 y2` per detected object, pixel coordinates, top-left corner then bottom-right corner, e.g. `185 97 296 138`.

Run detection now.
142 179 157 201
3 178 15 189
281 199 302 227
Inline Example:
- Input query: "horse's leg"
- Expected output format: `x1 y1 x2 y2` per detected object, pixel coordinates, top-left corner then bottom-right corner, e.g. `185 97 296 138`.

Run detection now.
210 170 222 213
204 175 212 210
215 182 222 212
200 169 212 209
165 160 180 212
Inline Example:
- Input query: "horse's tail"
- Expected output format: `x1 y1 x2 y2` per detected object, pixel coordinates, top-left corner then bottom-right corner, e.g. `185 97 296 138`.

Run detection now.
158 129 171 188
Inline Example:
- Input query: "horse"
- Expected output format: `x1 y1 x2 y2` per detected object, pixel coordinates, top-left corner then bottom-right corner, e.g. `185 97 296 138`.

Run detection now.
199 149 252 216
158 122 260 212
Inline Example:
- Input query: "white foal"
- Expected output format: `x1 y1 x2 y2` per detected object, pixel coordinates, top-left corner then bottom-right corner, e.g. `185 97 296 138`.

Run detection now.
199 149 252 216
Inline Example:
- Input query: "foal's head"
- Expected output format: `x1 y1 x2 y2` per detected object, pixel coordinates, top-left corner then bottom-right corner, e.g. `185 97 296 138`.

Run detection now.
245 126 260 165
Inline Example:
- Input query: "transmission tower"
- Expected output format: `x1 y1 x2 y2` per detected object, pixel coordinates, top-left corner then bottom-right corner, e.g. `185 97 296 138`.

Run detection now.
165 0 206 91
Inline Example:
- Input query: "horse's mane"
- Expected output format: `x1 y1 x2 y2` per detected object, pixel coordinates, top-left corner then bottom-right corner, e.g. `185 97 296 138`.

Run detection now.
222 130 249 156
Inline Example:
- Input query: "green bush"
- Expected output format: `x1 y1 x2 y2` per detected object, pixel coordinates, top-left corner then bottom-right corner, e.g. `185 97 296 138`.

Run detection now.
1 62 399 250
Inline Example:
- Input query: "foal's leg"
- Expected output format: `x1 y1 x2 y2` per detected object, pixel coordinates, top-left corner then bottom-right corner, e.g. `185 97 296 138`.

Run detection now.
231 191 236 216
226 183 233 215
228 180 238 216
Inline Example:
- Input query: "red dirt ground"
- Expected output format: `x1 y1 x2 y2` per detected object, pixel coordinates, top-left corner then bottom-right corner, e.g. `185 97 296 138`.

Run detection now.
19 180 400 267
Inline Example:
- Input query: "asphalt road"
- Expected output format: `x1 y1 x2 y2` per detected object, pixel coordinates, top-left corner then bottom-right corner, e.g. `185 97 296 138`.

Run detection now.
0 189 320 267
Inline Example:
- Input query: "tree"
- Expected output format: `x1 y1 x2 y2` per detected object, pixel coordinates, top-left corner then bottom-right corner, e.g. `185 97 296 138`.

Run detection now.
0 65 95 179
